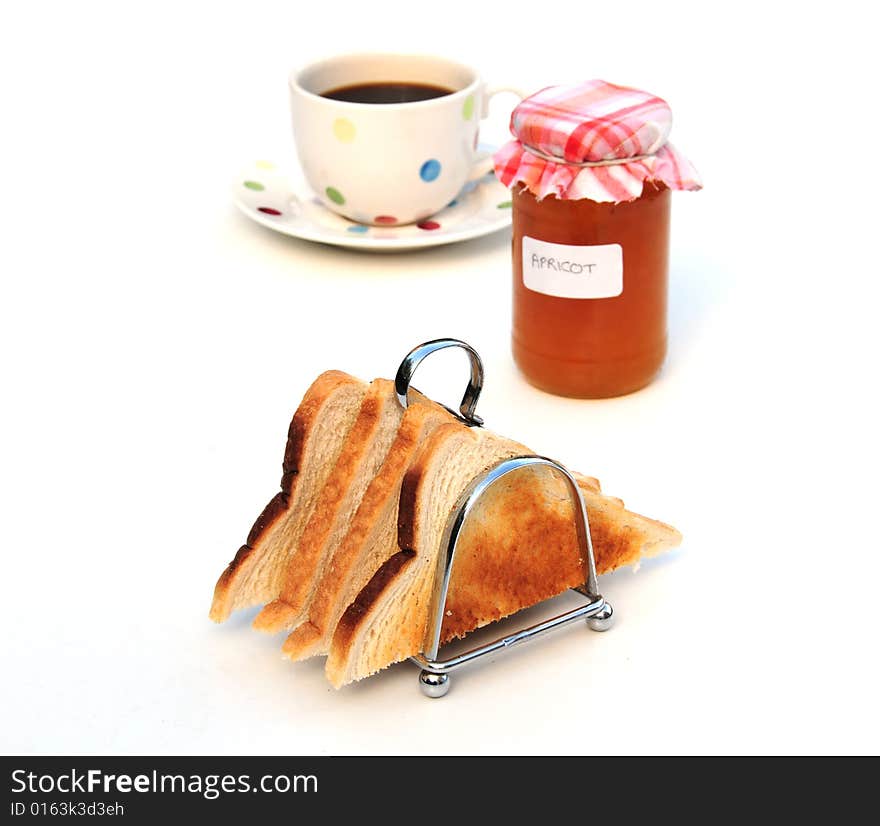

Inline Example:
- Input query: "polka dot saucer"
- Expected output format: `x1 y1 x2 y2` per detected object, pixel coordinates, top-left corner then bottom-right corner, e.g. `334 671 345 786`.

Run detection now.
233 154 512 252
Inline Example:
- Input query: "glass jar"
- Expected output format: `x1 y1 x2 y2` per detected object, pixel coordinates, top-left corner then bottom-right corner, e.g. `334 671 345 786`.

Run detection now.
512 180 671 398
493 79 700 399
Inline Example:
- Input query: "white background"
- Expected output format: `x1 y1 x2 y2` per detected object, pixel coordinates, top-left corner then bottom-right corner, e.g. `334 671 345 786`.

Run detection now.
1 1 877 755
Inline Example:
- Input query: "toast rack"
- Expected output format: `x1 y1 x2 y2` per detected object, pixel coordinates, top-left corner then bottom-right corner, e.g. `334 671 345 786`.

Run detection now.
395 339 614 698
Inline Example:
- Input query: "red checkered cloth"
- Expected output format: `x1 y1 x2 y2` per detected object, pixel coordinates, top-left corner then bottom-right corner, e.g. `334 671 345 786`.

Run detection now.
494 80 701 203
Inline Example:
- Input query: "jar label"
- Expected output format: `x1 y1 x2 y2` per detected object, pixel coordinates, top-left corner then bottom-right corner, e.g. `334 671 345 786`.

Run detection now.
522 236 623 299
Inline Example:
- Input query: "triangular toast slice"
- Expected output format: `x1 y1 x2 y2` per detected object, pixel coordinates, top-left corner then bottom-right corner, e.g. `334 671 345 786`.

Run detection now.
209 370 367 623
253 379 415 633
325 422 529 685
281 400 458 661
325 422 681 687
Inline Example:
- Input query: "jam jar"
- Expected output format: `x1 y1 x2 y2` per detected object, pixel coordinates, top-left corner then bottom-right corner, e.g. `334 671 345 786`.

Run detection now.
494 80 701 398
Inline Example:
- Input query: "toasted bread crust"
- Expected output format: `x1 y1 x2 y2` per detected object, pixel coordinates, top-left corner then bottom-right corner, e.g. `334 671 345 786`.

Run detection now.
282 401 455 660
253 379 402 633
330 550 415 658
209 370 364 623
397 422 473 553
326 425 528 684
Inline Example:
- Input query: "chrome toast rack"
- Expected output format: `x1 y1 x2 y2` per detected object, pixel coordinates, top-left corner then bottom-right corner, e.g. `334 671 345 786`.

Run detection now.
395 339 614 698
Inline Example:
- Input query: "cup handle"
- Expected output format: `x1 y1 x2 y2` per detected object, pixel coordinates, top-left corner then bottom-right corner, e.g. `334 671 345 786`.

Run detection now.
481 85 526 118
466 85 525 183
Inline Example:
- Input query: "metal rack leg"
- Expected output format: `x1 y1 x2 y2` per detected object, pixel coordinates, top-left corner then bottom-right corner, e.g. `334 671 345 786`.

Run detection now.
419 670 450 698
587 601 614 632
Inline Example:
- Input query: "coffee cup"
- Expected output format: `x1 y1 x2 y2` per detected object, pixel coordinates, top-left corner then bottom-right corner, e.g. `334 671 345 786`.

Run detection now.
289 53 519 226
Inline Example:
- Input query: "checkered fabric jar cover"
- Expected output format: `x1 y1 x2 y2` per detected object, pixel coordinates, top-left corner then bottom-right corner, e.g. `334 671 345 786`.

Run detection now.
494 80 701 203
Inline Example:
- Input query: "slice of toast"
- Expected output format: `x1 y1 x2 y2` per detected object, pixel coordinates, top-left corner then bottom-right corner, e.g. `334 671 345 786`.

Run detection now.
209 370 367 623
325 423 681 687
325 422 530 685
436 463 680 643
280 400 458 661
252 379 414 633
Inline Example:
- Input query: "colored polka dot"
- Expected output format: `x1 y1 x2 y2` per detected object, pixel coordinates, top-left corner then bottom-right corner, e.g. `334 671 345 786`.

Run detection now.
446 199 458 208
374 215 398 225
325 186 345 205
347 224 369 233
496 201 512 209
419 159 441 182
243 180 265 191
255 160 274 170
333 118 356 143
463 95 475 120
258 207 282 216
417 220 441 231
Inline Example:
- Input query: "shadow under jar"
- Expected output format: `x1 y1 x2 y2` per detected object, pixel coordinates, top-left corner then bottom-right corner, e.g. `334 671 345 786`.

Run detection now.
512 181 671 398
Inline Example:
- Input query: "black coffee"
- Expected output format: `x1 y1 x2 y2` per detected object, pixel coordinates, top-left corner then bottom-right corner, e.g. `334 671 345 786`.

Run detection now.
321 81 454 104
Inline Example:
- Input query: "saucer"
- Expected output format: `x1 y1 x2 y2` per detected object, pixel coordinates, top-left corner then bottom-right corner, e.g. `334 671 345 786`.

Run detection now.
232 152 512 252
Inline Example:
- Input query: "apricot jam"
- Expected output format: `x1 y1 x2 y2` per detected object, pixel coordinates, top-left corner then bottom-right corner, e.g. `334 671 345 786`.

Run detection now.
512 181 671 398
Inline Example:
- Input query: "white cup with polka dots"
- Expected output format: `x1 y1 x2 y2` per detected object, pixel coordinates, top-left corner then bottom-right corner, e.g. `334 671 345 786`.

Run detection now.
289 53 517 227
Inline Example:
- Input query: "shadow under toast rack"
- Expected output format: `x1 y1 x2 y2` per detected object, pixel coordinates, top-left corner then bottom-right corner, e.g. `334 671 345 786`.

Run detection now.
395 339 614 698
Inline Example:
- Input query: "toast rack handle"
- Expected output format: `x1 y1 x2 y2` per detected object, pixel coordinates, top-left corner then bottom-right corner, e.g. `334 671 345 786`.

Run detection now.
395 339 484 427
